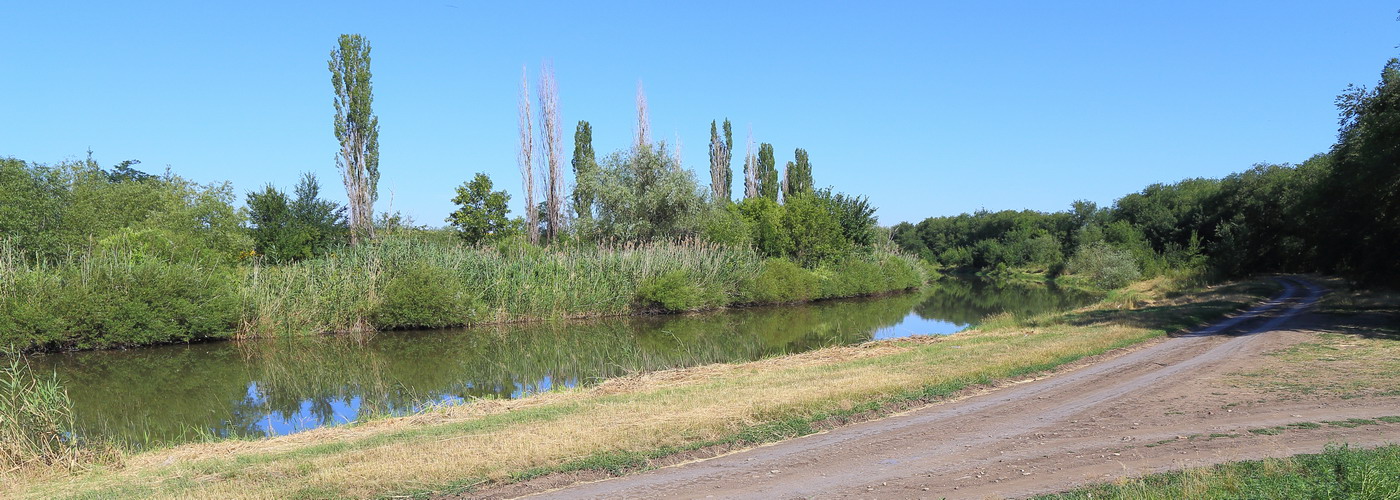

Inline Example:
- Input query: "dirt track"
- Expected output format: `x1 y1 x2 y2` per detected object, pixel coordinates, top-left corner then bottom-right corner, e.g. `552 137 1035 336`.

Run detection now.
517 277 1400 499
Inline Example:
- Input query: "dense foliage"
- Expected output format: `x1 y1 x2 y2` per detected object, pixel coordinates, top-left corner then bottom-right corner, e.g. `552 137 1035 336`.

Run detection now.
894 56 1400 288
246 173 347 263
446 173 518 244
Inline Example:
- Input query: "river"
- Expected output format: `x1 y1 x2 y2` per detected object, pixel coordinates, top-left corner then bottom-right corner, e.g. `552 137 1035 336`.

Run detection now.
32 278 1096 447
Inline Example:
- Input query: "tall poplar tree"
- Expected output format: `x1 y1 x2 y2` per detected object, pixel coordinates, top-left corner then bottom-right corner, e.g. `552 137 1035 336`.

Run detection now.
571 120 597 222
328 34 379 244
784 148 813 199
757 142 778 201
708 119 732 202
722 119 733 199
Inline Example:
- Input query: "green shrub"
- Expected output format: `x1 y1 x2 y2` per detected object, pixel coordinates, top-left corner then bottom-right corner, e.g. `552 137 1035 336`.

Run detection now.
0 252 240 350
699 205 754 247
373 262 478 329
741 258 819 303
817 258 882 298
1067 242 1141 289
635 270 721 312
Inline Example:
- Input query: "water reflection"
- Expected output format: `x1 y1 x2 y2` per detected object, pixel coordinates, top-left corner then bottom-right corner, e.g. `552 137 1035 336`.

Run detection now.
33 278 1094 446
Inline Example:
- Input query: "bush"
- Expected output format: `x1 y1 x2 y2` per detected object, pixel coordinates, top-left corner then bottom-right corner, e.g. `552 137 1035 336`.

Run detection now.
635 270 721 312
373 262 478 329
735 197 790 258
740 258 819 303
0 252 240 350
782 194 849 267
699 205 754 247
1067 242 1141 289
817 258 882 298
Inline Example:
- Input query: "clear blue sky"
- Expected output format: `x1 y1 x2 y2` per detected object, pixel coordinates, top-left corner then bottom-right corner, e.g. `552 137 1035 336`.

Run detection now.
2 1 1396 226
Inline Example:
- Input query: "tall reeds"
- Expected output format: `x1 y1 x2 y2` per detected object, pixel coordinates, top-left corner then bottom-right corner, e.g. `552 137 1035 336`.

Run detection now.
0 356 99 471
2 236 927 349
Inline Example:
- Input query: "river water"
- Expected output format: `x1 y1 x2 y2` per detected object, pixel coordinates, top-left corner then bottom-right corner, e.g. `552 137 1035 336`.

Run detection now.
32 278 1095 446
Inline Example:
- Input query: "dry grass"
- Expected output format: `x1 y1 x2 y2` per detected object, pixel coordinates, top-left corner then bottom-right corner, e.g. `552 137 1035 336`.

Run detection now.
4 280 1274 499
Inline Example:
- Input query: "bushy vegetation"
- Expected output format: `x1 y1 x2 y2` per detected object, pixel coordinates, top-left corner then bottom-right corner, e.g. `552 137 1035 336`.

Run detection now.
894 55 1400 289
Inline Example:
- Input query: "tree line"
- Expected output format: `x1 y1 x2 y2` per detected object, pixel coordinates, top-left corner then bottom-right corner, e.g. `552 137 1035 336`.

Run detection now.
893 56 1400 288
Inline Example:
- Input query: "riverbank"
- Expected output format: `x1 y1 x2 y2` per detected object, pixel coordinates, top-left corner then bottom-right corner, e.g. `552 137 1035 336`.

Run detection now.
4 275 1282 498
0 238 926 352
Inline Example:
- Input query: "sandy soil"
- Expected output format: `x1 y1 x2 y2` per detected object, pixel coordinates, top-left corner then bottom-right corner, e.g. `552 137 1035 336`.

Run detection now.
499 277 1400 499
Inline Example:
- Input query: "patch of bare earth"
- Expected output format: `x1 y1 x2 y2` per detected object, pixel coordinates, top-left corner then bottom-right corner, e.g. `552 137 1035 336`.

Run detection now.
496 278 1400 499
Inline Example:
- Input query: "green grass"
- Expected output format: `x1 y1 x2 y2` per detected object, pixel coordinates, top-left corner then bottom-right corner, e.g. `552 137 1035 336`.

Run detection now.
1038 444 1400 500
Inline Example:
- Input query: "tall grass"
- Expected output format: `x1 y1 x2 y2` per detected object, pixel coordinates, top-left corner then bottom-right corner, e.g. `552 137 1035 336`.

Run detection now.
0 356 102 471
2 237 927 349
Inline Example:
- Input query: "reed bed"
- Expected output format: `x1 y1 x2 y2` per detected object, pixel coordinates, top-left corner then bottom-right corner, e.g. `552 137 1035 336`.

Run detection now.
2 237 925 350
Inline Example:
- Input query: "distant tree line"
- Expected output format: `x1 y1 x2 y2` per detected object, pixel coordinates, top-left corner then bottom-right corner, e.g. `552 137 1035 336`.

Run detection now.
893 57 1400 287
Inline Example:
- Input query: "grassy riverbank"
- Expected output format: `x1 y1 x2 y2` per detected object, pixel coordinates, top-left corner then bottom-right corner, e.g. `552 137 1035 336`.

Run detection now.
0 238 925 351
3 276 1278 499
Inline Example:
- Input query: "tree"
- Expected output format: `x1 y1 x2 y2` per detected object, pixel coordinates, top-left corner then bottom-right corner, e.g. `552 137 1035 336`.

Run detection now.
1319 57 1400 284
446 173 518 244
708 119 733 202
784 148 813 198
571 120 597 222
586 143 706 241
537 62 564 242
517 66 538 244
742 132 758 199
757 143 778 201
722 119 733 199
247 173 346 263
328 34 380 245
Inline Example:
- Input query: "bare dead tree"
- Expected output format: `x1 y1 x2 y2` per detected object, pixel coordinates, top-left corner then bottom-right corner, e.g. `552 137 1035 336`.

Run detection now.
673 132 683 171
538 61 565 243
635 80 651 151
518 66 538 244
743 130 758 199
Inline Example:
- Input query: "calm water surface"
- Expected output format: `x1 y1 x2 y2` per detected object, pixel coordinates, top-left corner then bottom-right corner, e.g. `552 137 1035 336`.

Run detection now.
33 278 1095 446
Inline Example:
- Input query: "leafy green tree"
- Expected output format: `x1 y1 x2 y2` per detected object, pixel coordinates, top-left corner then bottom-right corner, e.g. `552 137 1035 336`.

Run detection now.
723 119 733 200
447 173 518 244
782 194 847 266
1320 57 1400 284
757 143 778 201
708 119 734 202
329 33 380 244
815 188 876 247
246 173 346 263
735 197 790 258
0 158 66 259
584 143 707 241
571 120 598 222
783 148 813 198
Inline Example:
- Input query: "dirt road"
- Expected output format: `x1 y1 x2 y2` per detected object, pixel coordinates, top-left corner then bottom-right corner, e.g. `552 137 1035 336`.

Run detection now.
519 277 1400 499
